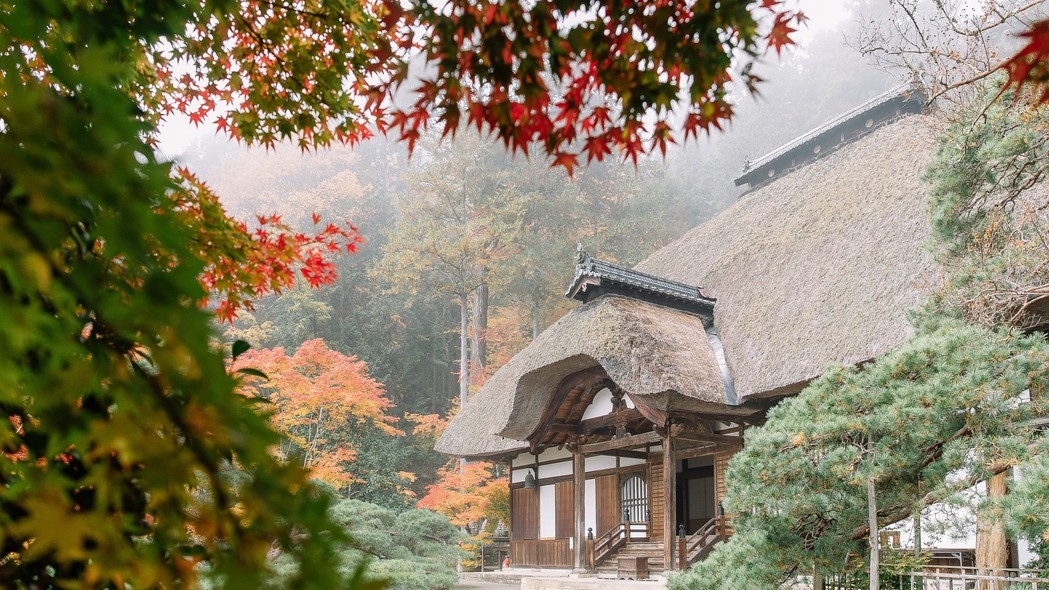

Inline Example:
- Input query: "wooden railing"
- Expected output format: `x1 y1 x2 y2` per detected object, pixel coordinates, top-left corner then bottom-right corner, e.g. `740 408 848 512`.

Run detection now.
796 566 1049 590
678 515 729 569
589 522 650 569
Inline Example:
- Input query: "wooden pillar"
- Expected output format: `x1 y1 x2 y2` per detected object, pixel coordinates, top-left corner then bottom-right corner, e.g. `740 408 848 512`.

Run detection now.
663 435 676 571
573 447 587 572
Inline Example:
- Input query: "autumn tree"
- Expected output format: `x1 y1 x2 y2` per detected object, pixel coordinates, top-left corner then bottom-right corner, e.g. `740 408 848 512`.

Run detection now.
373 134 520 410
1 0 803 586
418 462 510 540
233 339 409 498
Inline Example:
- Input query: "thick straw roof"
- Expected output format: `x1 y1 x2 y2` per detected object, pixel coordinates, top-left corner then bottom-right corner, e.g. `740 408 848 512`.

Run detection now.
437 114 941 458
637 114 939 399
435 295 728 457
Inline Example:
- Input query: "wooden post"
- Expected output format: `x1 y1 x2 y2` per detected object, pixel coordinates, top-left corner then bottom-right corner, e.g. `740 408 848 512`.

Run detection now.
663 434 676 571
573 447 587 572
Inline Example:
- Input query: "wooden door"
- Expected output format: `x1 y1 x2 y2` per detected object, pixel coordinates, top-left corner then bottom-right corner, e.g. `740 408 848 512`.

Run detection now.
511 487 538 540
554 480 574 539
595 474 619 537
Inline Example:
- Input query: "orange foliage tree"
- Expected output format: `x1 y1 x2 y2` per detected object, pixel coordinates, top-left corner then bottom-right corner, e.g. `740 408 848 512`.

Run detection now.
418 462 509 536
233 339 403 492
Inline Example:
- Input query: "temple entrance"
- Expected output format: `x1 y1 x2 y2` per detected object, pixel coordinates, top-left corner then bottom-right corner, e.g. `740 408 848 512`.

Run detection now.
621 473 648 538
621 474 648 521
677 457 716 535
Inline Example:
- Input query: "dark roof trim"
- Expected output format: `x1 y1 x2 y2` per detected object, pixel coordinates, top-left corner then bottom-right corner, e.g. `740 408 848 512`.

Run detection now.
566 247 715 320
733 81 926 189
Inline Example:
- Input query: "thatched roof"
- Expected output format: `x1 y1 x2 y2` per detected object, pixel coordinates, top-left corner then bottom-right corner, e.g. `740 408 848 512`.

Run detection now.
637 114 940 399
435 296 730 457
437 114 941 458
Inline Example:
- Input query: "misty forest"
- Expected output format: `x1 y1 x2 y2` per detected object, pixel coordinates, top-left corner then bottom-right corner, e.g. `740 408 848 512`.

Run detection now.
4 0 1049 588
184 0 894 505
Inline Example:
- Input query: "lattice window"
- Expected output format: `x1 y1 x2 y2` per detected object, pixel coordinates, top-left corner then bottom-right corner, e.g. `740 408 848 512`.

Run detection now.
621 474 648 522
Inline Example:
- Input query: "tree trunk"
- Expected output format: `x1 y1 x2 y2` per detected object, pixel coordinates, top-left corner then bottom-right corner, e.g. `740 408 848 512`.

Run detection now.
470 280 488 386
459 292 469 470
976 470 1009 590
531 303 540 341
868 477 879 590
914 481 922 558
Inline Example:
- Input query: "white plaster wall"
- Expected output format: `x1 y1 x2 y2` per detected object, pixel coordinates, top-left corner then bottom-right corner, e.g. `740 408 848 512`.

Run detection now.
540 484 556 538
620 456 647 468
886 476 1035 565
580 388 635 422
585 479 597 539
510 452 533 484
538 447 572 462
888 478 978 551
585 455 616 473
581 388 613 420
540 460 573 479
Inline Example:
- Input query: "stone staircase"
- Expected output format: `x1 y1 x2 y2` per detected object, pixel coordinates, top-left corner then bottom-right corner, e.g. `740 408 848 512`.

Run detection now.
594 541 665 579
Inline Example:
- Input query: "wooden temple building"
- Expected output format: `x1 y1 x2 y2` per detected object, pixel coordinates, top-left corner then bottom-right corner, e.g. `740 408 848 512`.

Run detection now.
435 84 936 575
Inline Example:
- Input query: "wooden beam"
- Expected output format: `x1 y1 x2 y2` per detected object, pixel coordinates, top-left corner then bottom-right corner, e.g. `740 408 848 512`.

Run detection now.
580 431 660 455
674 444 719 462
526 367 608 453
671 422 746 445
573 449 587 572
631 396 669 428
672 431 743 449
663 435 676 571
549 423 581 434
576 408 645 431
587 449 648 460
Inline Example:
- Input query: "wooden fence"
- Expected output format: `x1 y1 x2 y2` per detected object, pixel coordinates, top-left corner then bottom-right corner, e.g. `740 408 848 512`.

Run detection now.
790 566 1049 590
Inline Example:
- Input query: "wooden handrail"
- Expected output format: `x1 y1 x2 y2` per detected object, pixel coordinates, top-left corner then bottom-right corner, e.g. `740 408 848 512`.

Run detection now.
591 521 650 568
592 523 627 568
678 515 730 569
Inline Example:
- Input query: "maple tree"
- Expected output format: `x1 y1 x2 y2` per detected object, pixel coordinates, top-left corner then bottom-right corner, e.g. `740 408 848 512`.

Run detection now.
1003 18 1049 102
234 339 404 493
417 462 509 536
1 0 805 586
177 169 363 322
161 0 804 169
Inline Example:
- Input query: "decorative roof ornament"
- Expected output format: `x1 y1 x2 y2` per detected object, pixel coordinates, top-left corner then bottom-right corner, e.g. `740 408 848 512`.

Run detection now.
566 248 715 322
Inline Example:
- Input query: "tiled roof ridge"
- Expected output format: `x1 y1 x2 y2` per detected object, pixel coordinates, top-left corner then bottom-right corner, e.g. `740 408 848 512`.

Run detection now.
744 81 919 172
566 246 716 305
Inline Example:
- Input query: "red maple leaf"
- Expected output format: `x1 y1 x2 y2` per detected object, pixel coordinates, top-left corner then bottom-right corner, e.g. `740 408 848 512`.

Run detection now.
1001 19 1049 102
767 13 798 56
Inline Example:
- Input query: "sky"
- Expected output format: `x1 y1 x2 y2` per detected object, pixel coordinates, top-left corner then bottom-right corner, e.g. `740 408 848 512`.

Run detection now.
157 0 852 156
